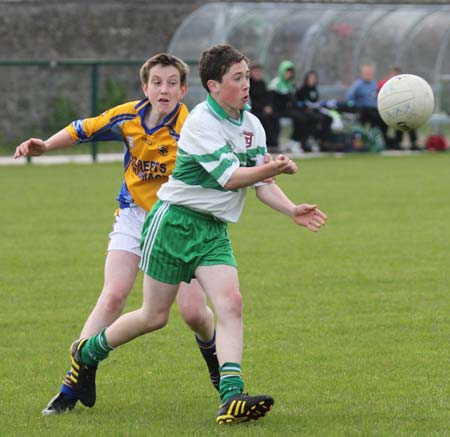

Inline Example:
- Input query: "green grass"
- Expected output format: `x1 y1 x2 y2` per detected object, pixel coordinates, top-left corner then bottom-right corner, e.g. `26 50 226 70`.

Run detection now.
1 153 450 436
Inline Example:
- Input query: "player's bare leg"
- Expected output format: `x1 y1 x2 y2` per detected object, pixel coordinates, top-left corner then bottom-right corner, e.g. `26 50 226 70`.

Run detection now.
194 266 243 364
178 280 219 389
96 275 179 347
194 265 274 424
177 280 215 341
80 250 140 337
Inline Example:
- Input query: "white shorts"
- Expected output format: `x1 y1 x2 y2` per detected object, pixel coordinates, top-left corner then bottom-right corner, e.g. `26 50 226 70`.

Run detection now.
107 206 147 257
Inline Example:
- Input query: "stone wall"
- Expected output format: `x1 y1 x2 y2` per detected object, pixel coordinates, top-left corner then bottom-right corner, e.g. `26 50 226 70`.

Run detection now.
1 1 206 60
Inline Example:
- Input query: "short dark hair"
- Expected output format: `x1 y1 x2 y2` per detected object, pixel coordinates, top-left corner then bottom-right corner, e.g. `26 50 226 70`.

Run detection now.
250 62 263 70
140 53 189 86
390 65 402 74
199 44 248 92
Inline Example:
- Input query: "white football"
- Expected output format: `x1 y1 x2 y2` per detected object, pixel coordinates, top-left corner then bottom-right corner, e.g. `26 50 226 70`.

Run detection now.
377 74 434 131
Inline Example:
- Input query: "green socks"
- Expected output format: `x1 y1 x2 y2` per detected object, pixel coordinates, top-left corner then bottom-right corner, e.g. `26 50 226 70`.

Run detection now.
80 328 114 367
78 331 244 404
219 362 244 402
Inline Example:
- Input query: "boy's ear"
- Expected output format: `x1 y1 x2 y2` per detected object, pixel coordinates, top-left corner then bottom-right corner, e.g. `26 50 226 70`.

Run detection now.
180 84 188 99
141 81 148 96
207 79 219 93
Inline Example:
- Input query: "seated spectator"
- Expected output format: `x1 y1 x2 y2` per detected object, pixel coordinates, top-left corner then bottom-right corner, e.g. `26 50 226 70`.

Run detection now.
268 60 310 152
377 66 418 150
346 62 389 148
249 63 280 152
296 70 333 150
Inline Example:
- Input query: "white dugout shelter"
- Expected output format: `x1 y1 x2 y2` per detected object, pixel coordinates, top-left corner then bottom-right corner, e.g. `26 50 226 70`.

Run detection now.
168 2 450 119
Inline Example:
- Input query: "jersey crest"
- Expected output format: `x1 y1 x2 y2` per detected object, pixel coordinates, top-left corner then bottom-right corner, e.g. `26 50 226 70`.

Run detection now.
158 145 169 156
243 130 254 148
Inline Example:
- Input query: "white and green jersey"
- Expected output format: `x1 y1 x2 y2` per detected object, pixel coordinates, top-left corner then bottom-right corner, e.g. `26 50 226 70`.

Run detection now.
157 94 268 223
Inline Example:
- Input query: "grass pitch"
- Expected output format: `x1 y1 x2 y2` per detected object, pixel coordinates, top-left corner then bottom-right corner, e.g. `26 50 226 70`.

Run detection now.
1 153 450 436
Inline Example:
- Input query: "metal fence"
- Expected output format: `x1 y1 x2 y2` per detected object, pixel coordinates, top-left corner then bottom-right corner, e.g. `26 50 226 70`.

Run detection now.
0 59 195 161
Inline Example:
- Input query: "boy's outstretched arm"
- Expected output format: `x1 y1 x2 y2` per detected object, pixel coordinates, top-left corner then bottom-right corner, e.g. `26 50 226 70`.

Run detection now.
256 183 327 233
13 129 74 159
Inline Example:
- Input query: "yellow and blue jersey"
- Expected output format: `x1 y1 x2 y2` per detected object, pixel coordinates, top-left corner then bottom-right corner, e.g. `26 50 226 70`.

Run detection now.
65 99 188 211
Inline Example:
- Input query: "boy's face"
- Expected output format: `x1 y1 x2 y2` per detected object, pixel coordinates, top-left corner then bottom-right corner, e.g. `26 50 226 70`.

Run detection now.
208 60 250 116
142 65 187 116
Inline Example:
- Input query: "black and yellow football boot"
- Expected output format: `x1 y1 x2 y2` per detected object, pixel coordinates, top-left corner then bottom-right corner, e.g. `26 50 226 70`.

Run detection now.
68 339 97 407
216 393 274 424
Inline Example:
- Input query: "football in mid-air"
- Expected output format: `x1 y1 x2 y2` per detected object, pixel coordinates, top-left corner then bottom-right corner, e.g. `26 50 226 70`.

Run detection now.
377 74 435 131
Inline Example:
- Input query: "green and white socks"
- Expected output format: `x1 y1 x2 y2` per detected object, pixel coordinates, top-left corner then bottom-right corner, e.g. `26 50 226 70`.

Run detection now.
77 330 244 405
219 362 244 402
80 328 114 367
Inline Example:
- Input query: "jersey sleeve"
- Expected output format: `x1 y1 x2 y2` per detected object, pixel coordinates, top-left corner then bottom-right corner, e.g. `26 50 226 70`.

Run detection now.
179 116 240 188
64 103 137 143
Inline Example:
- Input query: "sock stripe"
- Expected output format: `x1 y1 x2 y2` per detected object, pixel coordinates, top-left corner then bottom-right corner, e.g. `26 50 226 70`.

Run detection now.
196 337 216 349
221 366 241 372
98 334 112 352
81 332 112 366
97 327 115 352
220 373 242 379
195 330 216 348
198 343 215 350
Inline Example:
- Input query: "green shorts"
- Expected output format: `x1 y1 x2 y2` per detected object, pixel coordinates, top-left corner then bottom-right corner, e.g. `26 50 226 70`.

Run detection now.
139 200 237 284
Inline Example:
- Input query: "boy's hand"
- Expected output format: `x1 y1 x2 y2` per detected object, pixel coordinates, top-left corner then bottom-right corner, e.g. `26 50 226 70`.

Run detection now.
262 153 275 183
273 154 297 175
292 204 328 232
14 138 48 159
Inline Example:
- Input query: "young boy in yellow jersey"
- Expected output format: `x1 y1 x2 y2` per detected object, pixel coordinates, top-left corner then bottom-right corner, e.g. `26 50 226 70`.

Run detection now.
14 53 219 414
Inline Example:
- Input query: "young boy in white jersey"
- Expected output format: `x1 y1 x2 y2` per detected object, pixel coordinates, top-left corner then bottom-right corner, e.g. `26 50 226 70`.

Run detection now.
68 44 328 424
14 54 220 415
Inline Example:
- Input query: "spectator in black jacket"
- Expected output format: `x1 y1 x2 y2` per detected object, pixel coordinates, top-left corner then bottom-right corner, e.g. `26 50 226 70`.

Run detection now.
296 70 332 149
249 63 280 151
